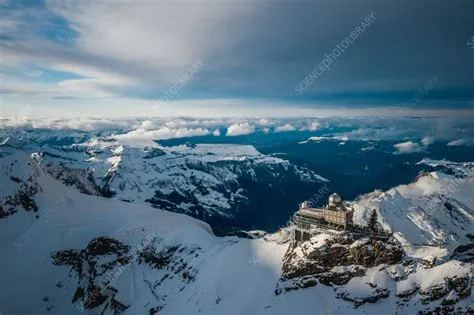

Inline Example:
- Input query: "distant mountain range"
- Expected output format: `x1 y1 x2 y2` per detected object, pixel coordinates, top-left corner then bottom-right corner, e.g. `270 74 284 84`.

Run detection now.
1 131 329 232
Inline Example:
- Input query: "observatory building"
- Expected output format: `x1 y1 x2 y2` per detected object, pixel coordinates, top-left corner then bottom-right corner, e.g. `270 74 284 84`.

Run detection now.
293 193 354 241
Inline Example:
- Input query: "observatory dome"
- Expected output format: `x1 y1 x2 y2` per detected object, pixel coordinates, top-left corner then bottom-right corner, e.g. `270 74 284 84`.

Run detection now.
328 193 342 207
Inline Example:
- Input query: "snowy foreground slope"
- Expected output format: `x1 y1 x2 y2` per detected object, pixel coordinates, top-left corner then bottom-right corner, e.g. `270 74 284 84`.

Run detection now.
1 147 473 314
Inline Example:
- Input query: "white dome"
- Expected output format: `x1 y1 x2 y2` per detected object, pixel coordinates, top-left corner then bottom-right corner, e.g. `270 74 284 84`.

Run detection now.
328 193 342 206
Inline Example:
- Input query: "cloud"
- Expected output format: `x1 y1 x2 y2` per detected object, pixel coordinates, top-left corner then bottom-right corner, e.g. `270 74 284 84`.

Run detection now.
275 123 296 132
307 121 321 131
256 118 274 126
226 122 255 136
393 141 424 154
113 127 210 145
447 138 474 146
421 136 435 146
300 135 349 144
212 129 220 136
140 120 160 130
23 70 43 77
0 117 132 131
299 121 321 131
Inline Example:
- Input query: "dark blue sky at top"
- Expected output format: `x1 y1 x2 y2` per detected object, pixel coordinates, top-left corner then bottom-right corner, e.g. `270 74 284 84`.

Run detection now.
0 0 473 116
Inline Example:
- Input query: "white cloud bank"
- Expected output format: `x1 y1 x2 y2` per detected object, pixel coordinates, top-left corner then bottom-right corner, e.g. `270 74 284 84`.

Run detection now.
2 117 473 148
275 123 296 133
113 127 210 145
306 121 321 131
256 118 274 126
226 122 255 136
300 135 349 144
394 136 437 154
393 141 424 154
447 138 474 146
421 136 435 146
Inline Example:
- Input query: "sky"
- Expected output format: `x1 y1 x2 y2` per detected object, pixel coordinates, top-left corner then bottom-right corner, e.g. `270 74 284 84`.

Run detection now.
0 0 473 118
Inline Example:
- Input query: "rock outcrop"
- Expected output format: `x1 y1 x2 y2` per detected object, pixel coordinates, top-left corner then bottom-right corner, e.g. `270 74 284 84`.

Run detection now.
51 235 202 312
281 233 404 280
276 231 472 312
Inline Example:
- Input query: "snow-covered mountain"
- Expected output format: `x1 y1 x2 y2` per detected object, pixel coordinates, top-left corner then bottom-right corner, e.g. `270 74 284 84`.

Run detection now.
352 158 474 256
1 140 473 314
13 135 328 230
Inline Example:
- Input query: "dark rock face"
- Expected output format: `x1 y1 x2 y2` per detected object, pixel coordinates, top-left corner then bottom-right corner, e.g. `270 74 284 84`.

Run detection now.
143 147 166 159
43 163 102 196
397 286 419 299
395 261 472 313
420 283 450 305
51 236 132 310
318 266 366 286
336 288 390 308
307 244 352 267
277 233 407 308
349 239 405 267
51 235 202 312
451 243 474 262
419 274 472 305
275 275 319 295
277 233 474 311
418 305 474 315
281 235 404 281
1 173 41 218
447 275 472 301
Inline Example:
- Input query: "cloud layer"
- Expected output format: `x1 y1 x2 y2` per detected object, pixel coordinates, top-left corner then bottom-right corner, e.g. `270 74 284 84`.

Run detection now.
2 117 474 150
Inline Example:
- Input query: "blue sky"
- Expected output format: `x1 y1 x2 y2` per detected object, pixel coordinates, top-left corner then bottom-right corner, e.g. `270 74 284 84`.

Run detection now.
1 0 473 117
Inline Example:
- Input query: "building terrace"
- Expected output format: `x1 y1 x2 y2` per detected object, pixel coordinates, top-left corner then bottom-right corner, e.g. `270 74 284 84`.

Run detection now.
293 193 391 242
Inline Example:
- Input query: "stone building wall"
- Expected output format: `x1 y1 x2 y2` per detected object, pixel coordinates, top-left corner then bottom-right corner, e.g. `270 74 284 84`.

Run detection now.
323 209 348 228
